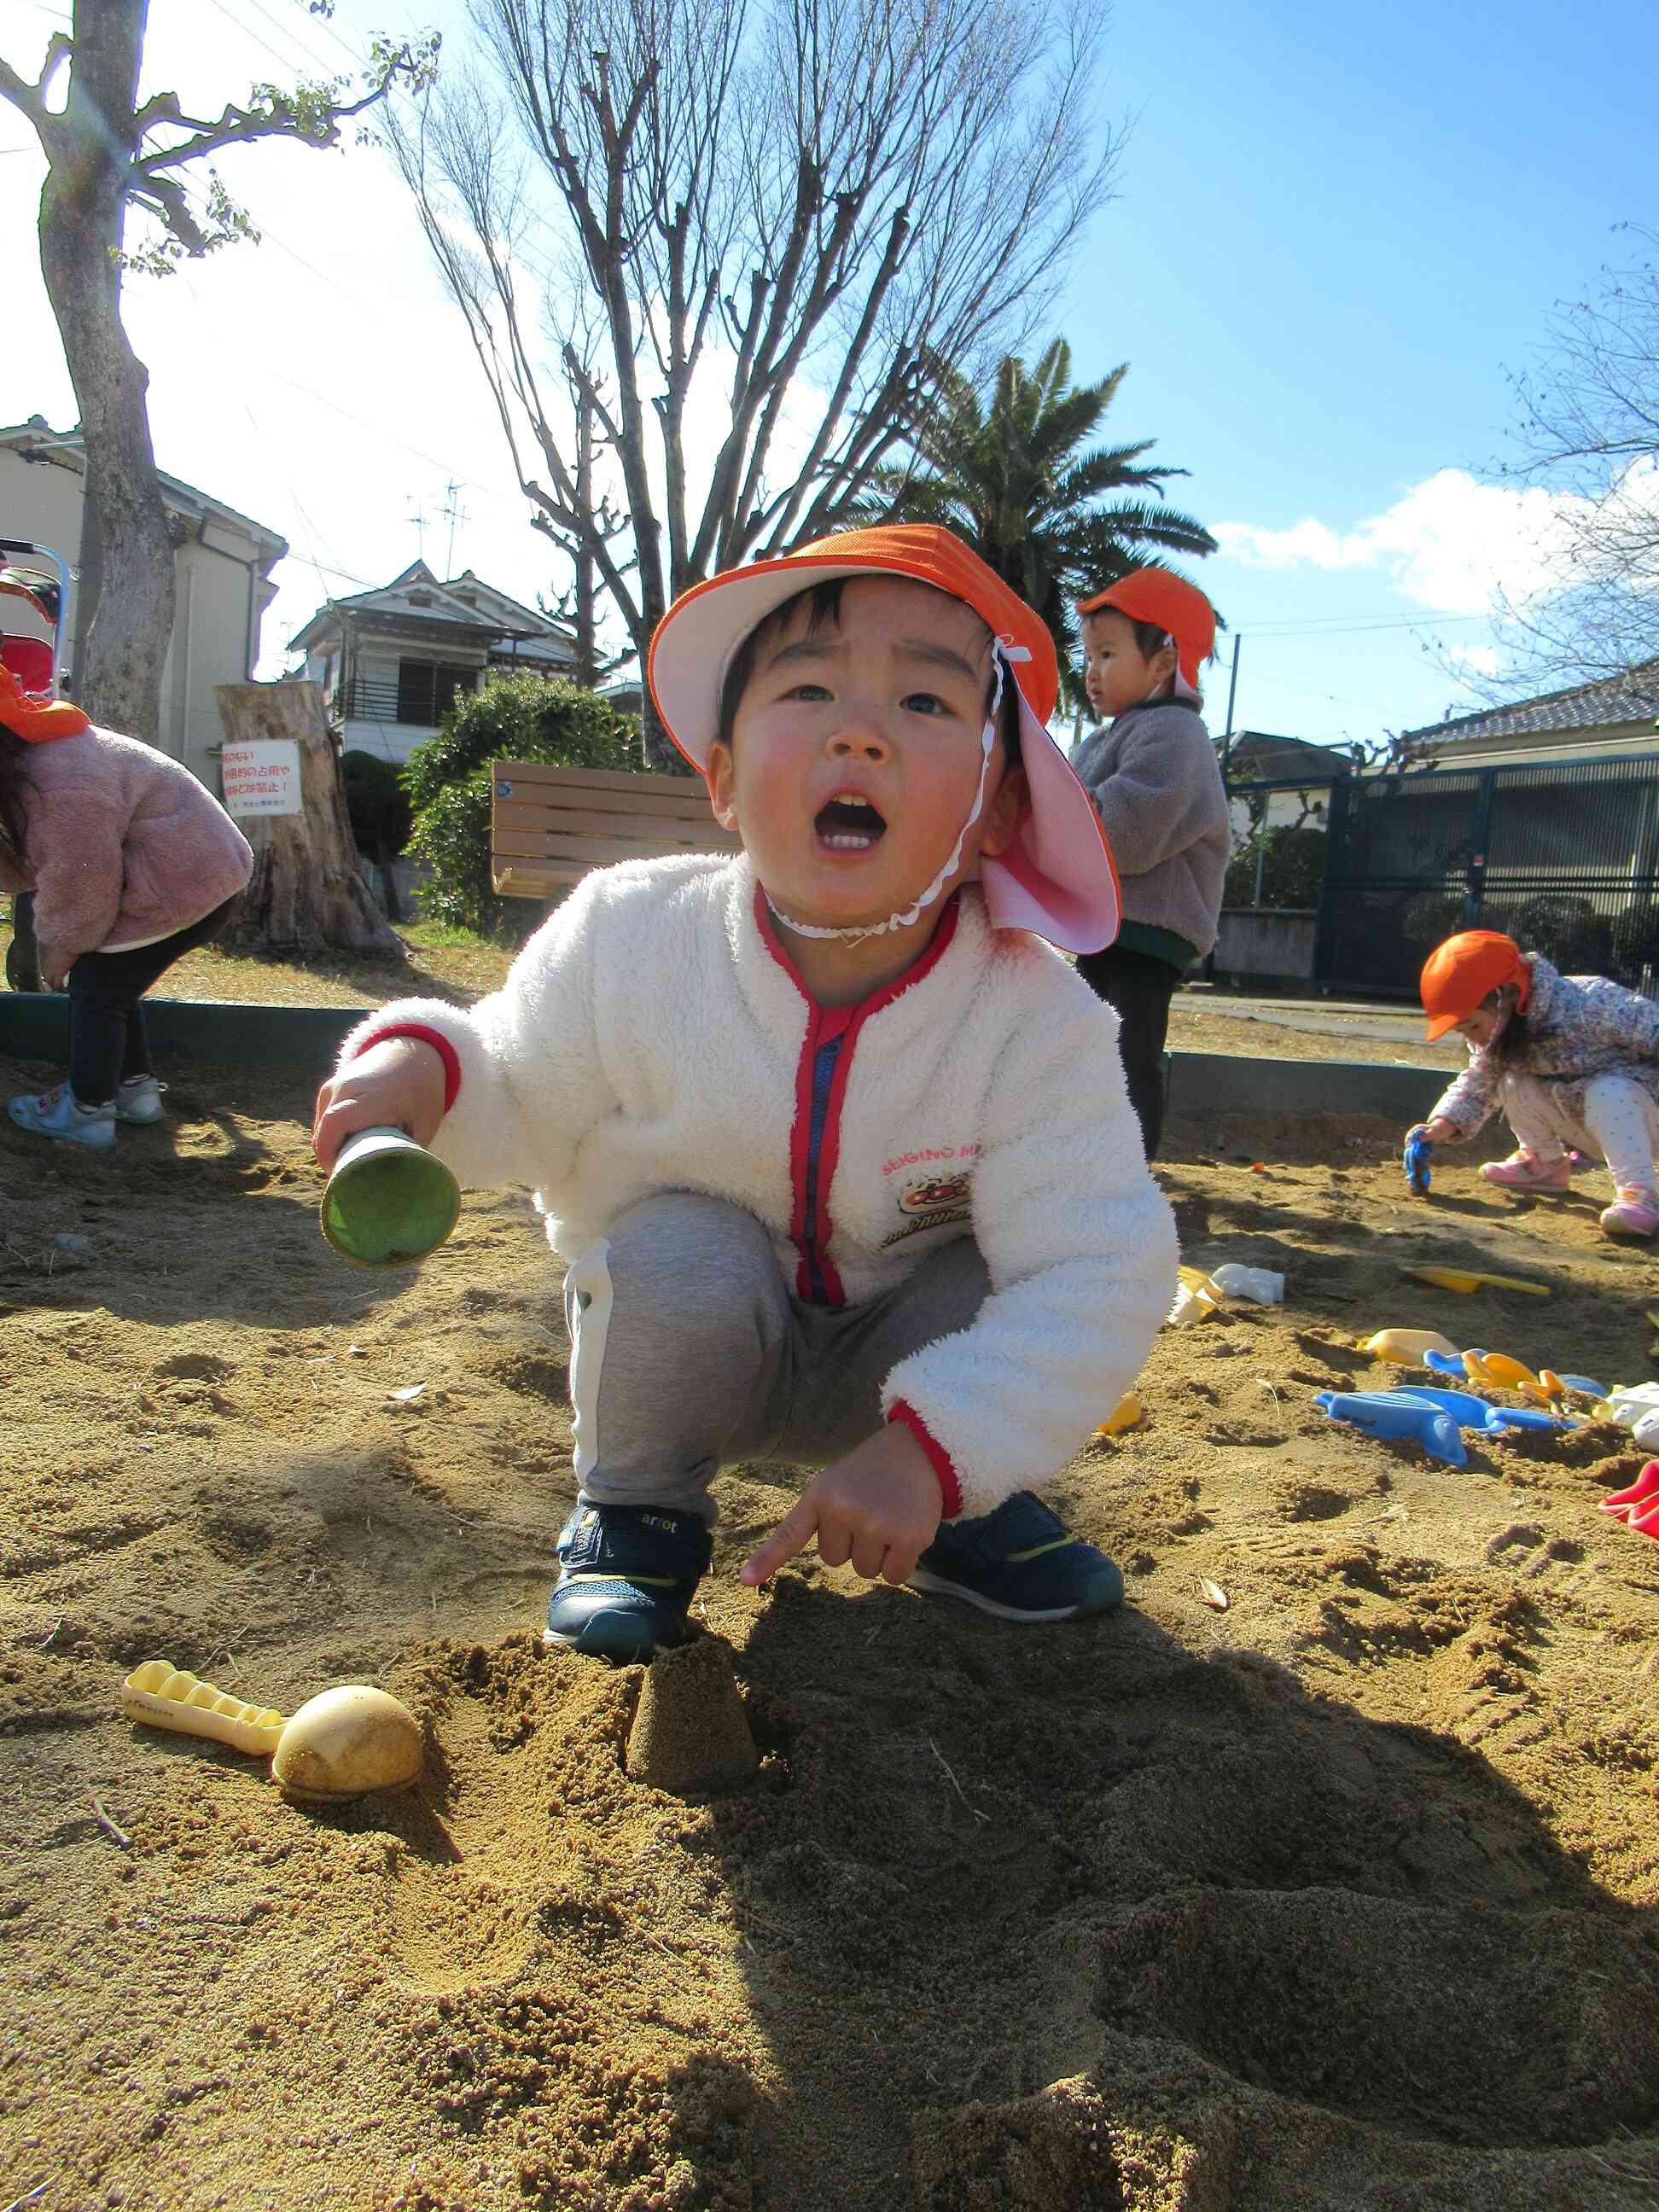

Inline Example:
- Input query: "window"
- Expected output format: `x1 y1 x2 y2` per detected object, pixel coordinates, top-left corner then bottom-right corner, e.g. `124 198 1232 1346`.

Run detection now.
396 660 477 726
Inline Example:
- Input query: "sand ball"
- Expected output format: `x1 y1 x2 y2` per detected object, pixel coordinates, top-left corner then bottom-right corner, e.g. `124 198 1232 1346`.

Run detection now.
625 1635 759 1796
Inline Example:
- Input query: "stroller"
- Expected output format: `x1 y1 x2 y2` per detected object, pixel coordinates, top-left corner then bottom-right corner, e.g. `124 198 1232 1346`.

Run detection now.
1 538 76 992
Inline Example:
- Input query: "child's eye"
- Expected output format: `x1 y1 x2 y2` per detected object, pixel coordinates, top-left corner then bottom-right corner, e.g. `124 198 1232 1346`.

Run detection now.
901 691 954 718
783 682 832 702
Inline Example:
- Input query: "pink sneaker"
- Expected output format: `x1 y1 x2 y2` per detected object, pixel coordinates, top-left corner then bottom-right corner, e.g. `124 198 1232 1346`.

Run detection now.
1600 1186 1659 1238
1481 1150 1572 1192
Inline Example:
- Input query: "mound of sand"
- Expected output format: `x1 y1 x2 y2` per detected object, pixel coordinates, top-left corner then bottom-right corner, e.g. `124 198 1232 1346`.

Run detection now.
2 1056 1656 2210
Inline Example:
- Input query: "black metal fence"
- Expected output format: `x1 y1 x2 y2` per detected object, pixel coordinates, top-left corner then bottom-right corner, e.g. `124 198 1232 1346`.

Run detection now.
1313 751 1659 998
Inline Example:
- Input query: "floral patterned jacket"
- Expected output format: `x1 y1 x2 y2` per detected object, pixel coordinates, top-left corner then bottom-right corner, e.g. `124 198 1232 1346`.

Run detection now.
1429 955 1659 1135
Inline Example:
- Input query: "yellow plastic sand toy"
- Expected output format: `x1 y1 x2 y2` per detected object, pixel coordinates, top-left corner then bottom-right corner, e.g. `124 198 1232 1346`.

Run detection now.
1355 1328 1460 1364
120 1661 284 1755
1403 1266 1550 1297
121 1661 423 1802
1097 1392 1144 1436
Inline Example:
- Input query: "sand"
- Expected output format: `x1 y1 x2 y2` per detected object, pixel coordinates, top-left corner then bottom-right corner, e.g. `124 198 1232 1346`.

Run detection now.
3 1053 1658 2211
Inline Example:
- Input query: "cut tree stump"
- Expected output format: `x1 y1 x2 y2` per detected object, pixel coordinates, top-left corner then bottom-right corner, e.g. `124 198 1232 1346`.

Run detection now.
214 680 404 958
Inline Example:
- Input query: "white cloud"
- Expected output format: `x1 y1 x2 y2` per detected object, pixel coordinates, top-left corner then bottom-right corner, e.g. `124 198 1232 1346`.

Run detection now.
1446 643 1502 678
1214 468 1586 617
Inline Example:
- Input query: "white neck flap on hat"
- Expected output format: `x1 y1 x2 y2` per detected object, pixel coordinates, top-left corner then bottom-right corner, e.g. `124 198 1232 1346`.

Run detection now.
762 642 1012 947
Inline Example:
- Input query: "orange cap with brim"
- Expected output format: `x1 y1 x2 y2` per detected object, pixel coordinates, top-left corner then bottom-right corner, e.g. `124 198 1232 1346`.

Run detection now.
648 523 1122 954
1076 568 1216 692
1420 930 1531 1040
0 664 89 743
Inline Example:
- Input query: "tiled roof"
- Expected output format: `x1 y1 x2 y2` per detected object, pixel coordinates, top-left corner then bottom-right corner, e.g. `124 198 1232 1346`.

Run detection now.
1404 659 1659 747
1225 729 1355 778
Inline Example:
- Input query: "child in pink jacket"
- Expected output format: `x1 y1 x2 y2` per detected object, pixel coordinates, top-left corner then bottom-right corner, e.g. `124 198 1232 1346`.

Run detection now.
0 669 252 1150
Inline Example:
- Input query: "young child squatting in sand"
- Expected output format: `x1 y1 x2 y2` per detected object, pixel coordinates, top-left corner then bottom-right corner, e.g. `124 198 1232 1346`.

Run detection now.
1409 928 1659 1240
1068 570 1229 1160
312 526 1176 1659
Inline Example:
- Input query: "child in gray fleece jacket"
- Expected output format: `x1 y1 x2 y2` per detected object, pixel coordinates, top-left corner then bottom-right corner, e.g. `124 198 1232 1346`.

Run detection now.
0 670 252 1150
1070 568 1229 1158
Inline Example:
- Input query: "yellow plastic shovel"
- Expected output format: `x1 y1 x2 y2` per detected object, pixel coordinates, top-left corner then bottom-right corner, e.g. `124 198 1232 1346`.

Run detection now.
1403 1266 1550 1298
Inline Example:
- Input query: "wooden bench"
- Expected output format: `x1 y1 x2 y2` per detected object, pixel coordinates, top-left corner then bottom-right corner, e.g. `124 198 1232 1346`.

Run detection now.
490 760 741 899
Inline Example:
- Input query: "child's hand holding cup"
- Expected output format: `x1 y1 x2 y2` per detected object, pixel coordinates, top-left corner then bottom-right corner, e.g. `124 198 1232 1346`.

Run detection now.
313 1039 458 1268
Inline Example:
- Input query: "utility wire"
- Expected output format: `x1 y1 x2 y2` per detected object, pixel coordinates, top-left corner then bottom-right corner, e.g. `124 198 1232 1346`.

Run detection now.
200 0 312 79
1235 608 1492 639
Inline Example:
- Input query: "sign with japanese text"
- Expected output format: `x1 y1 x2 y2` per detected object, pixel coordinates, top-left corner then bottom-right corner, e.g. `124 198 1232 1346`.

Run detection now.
222 737 302 818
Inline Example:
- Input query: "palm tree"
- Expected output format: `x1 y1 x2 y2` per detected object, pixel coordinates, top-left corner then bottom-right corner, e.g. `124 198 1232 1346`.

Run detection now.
859 341 1217 707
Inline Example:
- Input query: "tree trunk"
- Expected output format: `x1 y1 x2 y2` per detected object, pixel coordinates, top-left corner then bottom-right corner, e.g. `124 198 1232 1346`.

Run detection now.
34 0 176 743
571 383 600 690
216 681 405 956
637 688 685 774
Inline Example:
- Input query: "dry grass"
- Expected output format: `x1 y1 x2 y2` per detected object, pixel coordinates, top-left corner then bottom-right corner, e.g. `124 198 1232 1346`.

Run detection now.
0 913 515 1010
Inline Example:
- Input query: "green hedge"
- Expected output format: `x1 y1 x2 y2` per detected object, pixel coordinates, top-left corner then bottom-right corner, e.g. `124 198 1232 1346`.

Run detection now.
404 673 638 943
1223 824 1328 911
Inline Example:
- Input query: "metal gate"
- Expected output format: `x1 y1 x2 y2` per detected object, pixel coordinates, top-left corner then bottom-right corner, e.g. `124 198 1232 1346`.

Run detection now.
1314 751 1659 998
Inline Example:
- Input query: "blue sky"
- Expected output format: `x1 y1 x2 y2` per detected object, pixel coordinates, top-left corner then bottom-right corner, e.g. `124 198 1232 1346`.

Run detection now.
1 0 1655 749
1078 0 1659 742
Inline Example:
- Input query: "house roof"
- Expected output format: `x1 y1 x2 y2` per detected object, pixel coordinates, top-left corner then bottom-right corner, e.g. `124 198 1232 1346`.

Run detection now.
1224 729 1355 781
1402 658 1659 748
290 559 575 660
0 417 288 561
444 569 572 642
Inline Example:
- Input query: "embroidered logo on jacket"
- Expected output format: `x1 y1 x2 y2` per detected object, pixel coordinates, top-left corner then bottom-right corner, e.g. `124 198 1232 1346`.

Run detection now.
882 1167 973 1247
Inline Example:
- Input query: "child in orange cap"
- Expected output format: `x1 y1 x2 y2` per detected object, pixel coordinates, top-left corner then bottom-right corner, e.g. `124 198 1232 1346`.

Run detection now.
1069 568 1229 1158
1408 928 1659 1238
313 525 1177 1659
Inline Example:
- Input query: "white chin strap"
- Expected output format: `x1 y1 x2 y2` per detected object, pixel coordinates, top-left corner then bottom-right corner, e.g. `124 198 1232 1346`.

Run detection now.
764 642 1014 946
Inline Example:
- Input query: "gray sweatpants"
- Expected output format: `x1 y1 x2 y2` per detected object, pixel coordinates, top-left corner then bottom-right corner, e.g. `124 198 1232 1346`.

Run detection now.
562 1191 992 1522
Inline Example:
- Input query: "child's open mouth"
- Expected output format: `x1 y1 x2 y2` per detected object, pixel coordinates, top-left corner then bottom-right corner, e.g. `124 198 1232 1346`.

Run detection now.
815 795 887 852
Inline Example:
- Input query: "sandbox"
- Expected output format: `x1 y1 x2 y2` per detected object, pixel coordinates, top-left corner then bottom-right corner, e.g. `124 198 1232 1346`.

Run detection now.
2 1040 1656 2210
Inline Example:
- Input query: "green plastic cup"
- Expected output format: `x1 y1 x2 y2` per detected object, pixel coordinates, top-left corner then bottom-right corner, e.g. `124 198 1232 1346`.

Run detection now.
320 1124 461 1268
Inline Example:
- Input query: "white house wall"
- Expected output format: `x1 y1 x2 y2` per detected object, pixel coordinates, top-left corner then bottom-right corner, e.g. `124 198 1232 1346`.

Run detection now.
0 445 275 788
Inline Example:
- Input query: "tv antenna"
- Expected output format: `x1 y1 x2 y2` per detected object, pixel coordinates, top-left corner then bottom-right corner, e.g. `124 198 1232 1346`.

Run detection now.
441 480 469 576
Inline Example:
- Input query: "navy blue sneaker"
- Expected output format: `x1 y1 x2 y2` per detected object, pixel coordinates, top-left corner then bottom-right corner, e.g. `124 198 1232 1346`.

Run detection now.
908 1491 1125 1622
543 1500 713 1662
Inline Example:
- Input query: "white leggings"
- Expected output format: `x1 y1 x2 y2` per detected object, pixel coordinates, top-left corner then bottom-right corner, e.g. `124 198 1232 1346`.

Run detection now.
1504 1072 1659 1193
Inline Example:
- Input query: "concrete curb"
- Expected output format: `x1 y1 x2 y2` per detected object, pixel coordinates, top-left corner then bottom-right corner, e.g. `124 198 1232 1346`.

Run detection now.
0 993 361 1076
1166 1051 1445 1123
1 996 1447 1119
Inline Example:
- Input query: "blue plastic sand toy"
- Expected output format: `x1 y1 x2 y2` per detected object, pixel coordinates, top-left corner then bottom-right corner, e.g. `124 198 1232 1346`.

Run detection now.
1403 1131 1434 1195
1555 1373 1606 1400
1423 1348 1470 1377
1390 1386 1568 1435
1313 1389 1466 1464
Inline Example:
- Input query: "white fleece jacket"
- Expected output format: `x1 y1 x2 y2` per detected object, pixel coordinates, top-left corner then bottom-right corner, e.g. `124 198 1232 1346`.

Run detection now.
340 853 1177 1517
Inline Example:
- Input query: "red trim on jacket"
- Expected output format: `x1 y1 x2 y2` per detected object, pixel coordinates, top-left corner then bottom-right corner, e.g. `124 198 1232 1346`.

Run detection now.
888 1400 963 1519
754 888 962 1305
349 1022 463 1114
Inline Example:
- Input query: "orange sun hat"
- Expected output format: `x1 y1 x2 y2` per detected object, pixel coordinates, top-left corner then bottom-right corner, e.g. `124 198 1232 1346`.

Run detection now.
0 664 90 743
648 523 1121 954
1076 568 1217 694
1420 930 1531 1040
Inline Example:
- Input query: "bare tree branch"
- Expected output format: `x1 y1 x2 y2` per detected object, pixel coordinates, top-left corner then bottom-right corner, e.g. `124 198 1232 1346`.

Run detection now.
395 0 1119 759
1459 227 1659 696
